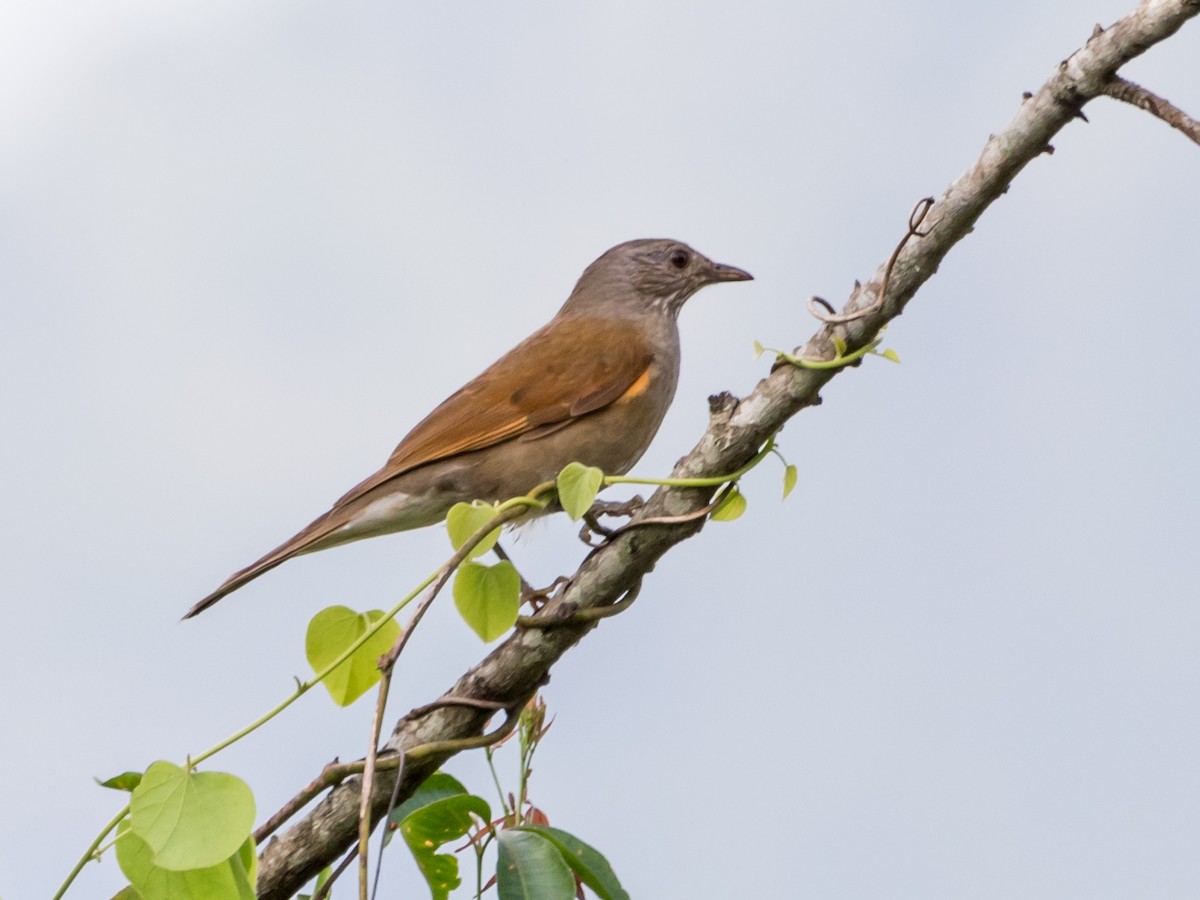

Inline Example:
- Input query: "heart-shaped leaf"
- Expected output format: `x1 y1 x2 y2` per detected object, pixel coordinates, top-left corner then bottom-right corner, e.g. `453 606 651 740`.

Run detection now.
446 501 503 559
117 817 255 900
453 562 520 642
128 762 255 871
556 462 604 521
305 605 400 706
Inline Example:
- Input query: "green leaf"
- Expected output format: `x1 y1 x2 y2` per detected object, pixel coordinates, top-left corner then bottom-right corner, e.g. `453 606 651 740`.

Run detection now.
556 462 604 521
117 817 256 899
389 772 473 832
496 829 575 899
832 335 848 358
305 605 401 706
112 887 142 900
453 561 520 641
385 772 477 848
782 464 798 500
98 771 143 792
128 762 255 871
446 500 503 560
396 794 492 900
752 339 765 359
710 488 747 523
517 826 629 900
881 347 901 363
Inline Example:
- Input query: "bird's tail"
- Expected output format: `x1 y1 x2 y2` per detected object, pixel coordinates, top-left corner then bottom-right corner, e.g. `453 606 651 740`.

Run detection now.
184 512 344 618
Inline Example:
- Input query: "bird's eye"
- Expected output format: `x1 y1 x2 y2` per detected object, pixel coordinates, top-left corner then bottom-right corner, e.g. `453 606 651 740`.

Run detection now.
669 249 690 269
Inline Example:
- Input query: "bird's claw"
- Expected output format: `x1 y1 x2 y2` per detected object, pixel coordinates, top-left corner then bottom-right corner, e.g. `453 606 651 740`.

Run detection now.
521 576 570 612
579 495 646 545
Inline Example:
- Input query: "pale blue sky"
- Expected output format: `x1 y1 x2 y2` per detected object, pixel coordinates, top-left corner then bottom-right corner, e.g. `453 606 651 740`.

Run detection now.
3 2 1199 897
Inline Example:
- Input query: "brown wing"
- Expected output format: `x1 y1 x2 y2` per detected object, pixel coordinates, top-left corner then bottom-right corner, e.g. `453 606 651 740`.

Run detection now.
334 316 654 507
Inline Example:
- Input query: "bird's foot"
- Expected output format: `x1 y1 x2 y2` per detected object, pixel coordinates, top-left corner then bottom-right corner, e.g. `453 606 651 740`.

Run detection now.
493 542 569 611
516 579 642 629
521 575 570 612
579 495 646 545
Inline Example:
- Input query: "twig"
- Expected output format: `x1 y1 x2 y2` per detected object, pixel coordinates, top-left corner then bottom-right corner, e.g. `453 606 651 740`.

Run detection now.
51 806 128 900
371 750 409 900
255 759 348 844
403 704 522 760
255 699 510 846
310 705 521 900
491 541 541 599
358 533 486 899
357 660 392 900
1103 75 1200 146
409 696 509 718
601 496 724 539
312 844 358 900
258 502 527 853
806 197 933 325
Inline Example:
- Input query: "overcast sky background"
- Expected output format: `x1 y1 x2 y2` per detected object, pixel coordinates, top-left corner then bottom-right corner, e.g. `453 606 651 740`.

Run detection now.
3 2 1199 898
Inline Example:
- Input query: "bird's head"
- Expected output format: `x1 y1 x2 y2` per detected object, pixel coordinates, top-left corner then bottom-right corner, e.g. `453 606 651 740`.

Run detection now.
562 238 753 319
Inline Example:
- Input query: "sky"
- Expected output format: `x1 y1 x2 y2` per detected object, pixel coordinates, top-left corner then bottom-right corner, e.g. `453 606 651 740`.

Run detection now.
2 1 1199 898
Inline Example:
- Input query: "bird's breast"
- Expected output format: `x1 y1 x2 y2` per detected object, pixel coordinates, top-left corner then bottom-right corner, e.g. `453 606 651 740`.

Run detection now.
578 357 678 476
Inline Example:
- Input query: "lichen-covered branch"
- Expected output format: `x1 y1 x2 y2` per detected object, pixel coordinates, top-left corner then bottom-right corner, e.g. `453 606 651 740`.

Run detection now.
255 2 1199 895
1103 74 1200 145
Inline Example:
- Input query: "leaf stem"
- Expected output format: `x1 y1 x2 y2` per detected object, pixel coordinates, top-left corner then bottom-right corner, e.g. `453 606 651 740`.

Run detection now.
191 492 550 769
485 748 512 819
605 438 774 489
52 804 128 900
189 567 439 767
774 339 880 370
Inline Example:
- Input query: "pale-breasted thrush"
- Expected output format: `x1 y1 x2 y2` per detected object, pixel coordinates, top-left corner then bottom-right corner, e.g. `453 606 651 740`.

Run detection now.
187 238 752 617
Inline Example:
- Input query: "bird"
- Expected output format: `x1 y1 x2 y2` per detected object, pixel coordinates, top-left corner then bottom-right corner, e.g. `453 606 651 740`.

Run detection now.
186 239 752 617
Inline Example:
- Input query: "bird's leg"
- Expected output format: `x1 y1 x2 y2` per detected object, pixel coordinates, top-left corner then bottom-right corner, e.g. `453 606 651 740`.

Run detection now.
492 542 534 594
579 494 646 545
493 543 567 611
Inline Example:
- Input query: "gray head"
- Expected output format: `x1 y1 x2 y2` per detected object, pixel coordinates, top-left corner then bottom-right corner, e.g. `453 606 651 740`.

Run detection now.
561 238 752 318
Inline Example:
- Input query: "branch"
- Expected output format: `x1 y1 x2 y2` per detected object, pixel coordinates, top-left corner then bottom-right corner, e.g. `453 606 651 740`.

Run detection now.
1102 74 1200 145
255 2 1199 896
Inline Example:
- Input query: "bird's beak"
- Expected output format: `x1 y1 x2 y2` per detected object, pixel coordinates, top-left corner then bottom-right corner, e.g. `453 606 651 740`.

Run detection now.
708 260 754 283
